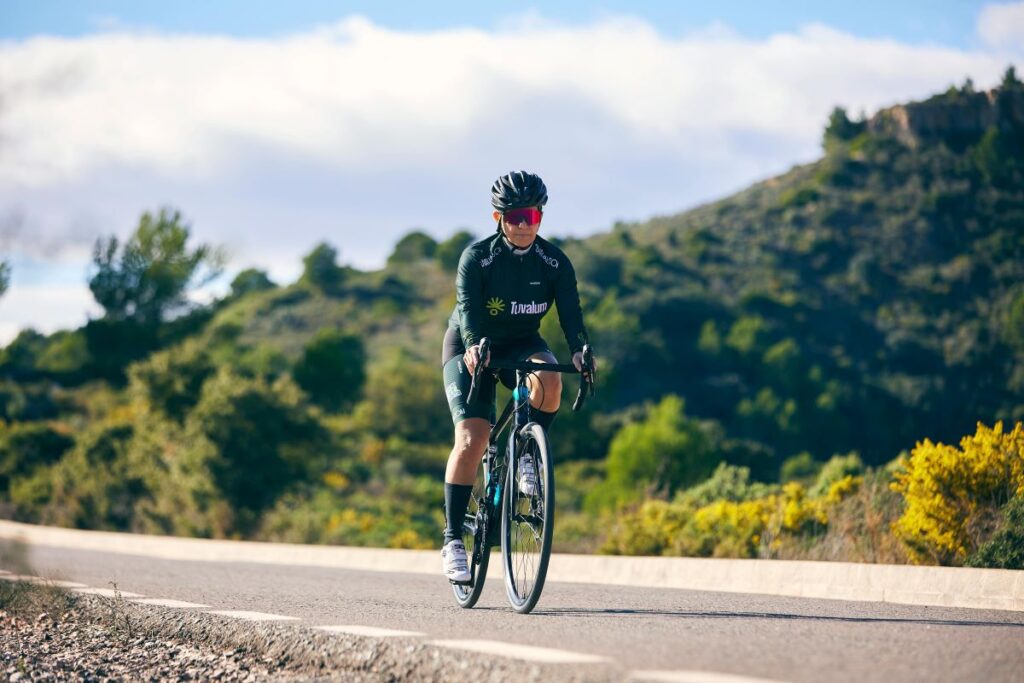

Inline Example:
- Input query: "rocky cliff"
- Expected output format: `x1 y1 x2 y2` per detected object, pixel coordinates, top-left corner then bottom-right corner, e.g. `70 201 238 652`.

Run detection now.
869 85 1024 147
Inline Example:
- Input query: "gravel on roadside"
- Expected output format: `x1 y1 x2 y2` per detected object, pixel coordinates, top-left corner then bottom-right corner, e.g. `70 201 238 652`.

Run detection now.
0 579 620 682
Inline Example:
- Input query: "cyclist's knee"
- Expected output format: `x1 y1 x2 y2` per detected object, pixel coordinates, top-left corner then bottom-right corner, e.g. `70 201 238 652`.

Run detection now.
526 353 561 412
452 419 489 459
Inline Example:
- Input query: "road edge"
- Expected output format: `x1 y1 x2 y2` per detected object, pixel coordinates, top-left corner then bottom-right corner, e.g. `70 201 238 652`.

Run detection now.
2 519 1021 612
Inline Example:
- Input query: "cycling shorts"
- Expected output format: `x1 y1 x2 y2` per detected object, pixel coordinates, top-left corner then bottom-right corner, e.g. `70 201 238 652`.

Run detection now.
441 327 552 424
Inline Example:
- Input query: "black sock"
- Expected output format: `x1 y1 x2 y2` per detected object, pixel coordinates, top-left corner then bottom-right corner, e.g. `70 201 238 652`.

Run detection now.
532 408 557 432
443 483 474 543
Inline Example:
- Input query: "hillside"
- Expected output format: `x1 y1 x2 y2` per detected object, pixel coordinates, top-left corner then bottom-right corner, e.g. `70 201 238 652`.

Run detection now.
1 71 1022 562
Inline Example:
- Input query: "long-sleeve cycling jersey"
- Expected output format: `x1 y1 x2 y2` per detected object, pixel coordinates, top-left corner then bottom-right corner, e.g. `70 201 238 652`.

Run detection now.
448 233 590 354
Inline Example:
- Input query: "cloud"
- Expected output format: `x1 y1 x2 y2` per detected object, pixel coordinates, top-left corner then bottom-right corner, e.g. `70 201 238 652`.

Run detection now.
0 16 1009 189
0 282 98 344
977 2 1024 50
0 13 1016 339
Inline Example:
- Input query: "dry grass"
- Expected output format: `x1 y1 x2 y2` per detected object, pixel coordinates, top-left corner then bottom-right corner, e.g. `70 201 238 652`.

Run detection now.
770 472 909 564
0 540 76 620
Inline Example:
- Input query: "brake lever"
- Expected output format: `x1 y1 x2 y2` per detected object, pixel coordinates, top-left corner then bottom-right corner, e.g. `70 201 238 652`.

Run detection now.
466 337 491 405
571 344 595 412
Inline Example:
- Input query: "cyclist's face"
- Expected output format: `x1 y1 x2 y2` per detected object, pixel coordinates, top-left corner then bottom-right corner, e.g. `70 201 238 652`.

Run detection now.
493 208 541 248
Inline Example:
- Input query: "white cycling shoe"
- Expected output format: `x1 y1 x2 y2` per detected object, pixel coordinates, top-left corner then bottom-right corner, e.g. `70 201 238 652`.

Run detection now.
442 539 471 583
517 454 538 496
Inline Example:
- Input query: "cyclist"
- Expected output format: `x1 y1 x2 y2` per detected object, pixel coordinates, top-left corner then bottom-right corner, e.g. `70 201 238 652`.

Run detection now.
440 170 594 583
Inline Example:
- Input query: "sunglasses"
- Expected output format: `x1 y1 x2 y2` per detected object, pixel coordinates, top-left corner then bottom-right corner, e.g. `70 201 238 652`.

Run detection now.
503 207 543 226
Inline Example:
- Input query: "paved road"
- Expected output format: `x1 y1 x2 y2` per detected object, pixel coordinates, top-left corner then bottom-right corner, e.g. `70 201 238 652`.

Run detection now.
19 545 1024 682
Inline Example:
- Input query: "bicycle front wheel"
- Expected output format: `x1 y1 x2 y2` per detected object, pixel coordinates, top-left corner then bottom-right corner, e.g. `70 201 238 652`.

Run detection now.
452 459 490 608
501 422 554 614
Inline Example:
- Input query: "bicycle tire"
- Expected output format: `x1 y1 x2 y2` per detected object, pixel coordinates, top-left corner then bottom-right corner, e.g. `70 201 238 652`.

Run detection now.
501 422 554 614
452 459 491 608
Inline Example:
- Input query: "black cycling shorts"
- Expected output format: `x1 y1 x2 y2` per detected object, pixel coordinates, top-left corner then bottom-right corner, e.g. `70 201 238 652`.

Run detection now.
441 327 552 424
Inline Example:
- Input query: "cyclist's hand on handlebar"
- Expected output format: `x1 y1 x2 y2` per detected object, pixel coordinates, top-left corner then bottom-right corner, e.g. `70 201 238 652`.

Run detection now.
464 344 491 375
572 350 596 382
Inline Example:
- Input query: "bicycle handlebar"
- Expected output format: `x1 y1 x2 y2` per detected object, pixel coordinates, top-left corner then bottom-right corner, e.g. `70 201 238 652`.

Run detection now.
465 337 595 412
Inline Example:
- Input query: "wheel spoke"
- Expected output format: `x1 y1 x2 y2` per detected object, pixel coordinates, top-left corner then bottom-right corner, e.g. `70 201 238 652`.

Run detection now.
502 425 554 613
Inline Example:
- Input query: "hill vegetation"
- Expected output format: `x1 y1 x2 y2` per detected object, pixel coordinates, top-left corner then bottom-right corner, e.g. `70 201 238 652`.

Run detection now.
1 70 1022 566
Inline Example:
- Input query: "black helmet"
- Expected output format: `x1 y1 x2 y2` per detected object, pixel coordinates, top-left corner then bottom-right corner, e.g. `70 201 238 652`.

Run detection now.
490 171 548 211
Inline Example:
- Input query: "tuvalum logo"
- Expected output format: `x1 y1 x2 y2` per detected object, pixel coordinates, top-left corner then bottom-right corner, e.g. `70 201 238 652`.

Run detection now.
486 297 506 316
511 300 548 315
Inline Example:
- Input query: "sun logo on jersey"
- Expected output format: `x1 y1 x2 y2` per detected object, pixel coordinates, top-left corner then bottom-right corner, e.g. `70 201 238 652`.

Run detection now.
486 297 506 316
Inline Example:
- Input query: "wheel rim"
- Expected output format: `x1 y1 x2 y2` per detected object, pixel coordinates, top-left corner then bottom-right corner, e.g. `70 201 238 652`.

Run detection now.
452 460 489 605
503 427 552 610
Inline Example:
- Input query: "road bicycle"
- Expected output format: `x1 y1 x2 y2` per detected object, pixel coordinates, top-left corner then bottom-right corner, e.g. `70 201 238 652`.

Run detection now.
451 337 594 614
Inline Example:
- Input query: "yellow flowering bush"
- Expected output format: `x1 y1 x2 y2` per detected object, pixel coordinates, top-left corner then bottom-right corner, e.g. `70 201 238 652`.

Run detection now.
602 480 839 559
681 498 774 557
779 481 828 533
825 474 863 505
892 421 1024 565
600 499 693 555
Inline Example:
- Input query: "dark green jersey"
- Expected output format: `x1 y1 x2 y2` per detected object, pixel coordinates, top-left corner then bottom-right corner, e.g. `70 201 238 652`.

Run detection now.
448 234 590 353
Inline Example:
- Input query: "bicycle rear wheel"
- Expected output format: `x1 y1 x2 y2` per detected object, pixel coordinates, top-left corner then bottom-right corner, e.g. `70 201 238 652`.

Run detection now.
452 460 490 608
501 422 554 614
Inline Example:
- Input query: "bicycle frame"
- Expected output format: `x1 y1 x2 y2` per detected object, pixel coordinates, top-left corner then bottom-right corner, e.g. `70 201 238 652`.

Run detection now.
468 346 593 562
453 337 593 609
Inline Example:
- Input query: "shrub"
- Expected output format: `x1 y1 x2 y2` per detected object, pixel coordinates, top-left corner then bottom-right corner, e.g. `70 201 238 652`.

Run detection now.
292 329 366 412
37 419 147 530
680 498 773 558
781 452 820 483
388 230 437 265
811 451 864 496
586 395 720 510
301 242 345 292
128 340 215 423
679 462 777 506
600 500 694 555
352 352 455 444
891 420 1024 565
968 495 1024 569
0 422 73 492
229 268 276 298
435 230 475 271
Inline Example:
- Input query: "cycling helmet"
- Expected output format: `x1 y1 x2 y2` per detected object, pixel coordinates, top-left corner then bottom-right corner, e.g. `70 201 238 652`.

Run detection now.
490 171 548 211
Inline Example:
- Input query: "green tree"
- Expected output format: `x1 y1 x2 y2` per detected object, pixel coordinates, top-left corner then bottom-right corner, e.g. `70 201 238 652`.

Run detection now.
0 329 47 380
89 207 225 325
229 268 276 298
176 370 330 535
587 395 720 510
387 230 437 266
435 230 475 271
780 452 819 483
128 339 216 423
353 352 451 444
823 106 866 146
0 422 74 494
0 260 9 298
1001 65 1021 90
292 329 366 412
301 242 345 292
41 420 145 530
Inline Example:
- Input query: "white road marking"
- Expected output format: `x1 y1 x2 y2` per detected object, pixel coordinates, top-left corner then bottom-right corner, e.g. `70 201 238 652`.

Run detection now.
316 625 425 638
131 598 209 609
32 579 89 588
630 671 791 683
72 587 145 598
0 575 87 588
430 639 610 664
206 610 299 621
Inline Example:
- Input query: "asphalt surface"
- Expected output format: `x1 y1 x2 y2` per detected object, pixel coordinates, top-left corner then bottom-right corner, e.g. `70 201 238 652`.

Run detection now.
20 544 1024 682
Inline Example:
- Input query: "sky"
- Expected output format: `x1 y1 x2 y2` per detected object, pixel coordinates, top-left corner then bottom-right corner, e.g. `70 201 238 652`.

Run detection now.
1 2 1023 343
